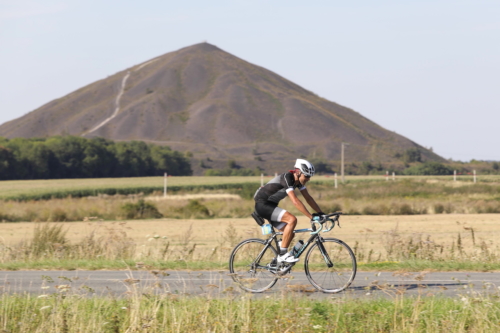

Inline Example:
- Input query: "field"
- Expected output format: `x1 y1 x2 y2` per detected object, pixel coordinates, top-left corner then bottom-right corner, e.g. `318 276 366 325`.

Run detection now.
2 175 500 270
1 174 498 201
3 176 500 224
1 214 499 271
0 176 263 200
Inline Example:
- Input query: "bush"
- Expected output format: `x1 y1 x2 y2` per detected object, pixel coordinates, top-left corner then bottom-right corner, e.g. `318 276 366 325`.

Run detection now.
30 223 68 257
121 200 163 219
393 203 415 215
309 159 334 174
322 203 342 213
0 211 17 222
204 168 260 176
401 148 422 163
234 183 260 200
362 204 390 215
434 204 445 214
175 200 211 219
49 208 67 222
404 162 453 175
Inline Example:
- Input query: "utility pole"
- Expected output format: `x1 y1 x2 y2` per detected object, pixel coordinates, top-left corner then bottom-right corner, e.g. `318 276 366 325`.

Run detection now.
164 172 167 197
341 142 349 183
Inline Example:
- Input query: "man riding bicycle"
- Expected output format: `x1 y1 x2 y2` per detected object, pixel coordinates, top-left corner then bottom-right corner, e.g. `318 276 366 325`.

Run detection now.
253 159 324 264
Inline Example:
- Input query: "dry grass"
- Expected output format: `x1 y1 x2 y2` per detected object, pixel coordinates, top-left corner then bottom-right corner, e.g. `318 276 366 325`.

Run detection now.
1 214 500 265
0 194 254 222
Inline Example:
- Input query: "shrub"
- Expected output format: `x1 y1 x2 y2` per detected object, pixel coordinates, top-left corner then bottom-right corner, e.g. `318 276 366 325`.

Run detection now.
121 200 163 219
0 211 17 222
434 203 445 214
30 223 68 257
175 200 211 219
204 168 260 176
49 208 67 222
234 183 260 200
362 204 390 215
402 148 422 163
404 162 453 175
323 203 342 213
393 203 414 215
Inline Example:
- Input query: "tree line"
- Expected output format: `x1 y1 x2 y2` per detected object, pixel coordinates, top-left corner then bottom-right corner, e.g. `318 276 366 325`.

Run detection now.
0 136 192 180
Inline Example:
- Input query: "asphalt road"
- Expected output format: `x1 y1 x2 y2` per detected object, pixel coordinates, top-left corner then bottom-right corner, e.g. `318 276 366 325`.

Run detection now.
1 270 499 299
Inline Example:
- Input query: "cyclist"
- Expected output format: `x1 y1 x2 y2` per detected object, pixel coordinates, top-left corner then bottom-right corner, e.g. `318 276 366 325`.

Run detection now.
253 159 324 263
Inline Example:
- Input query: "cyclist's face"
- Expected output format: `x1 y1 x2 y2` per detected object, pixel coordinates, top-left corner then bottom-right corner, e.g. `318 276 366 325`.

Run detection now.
299 173 311 184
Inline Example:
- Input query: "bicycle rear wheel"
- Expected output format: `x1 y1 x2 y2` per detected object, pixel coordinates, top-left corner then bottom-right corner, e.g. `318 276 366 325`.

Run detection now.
304 238 357 293
229 238 278 292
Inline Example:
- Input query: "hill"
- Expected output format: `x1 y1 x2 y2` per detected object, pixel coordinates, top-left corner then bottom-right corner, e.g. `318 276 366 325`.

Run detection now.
0 43 445 174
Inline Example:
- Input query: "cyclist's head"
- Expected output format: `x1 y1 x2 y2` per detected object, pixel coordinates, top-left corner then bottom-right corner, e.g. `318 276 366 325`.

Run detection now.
294 159 315 178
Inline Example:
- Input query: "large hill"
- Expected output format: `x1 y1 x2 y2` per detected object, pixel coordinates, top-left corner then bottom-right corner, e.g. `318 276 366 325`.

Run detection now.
0 43 444 174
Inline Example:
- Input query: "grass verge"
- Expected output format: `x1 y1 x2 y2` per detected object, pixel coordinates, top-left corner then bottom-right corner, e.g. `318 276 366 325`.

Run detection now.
1 291 500 332
1 259 500 272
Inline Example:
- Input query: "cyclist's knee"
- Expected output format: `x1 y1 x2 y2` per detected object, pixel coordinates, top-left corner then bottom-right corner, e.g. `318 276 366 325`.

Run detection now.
281 212 297 223
283 214 297 227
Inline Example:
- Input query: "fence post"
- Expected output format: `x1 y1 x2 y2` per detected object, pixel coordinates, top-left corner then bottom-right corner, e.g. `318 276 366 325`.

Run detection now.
334 173 338 189
261 173 264 186
164 172 167 197
473 170 476 183
392 172 395 181
386 171 389 181
454 170 457 182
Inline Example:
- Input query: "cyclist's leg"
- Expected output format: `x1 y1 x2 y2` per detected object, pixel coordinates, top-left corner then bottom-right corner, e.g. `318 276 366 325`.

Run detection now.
278 212 297 248
255 202 296 248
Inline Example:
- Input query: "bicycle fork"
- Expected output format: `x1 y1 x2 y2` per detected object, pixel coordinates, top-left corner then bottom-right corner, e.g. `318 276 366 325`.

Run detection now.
316 237 334 268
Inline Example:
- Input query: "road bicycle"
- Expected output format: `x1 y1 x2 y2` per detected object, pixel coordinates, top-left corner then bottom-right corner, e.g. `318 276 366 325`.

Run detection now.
228 212 357 293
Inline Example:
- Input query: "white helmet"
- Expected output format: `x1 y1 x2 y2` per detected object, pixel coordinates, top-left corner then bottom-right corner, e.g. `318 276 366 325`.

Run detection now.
294 159 315 177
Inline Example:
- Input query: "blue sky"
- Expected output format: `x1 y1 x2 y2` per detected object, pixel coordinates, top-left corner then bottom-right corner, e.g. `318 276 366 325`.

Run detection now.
1 0 499 161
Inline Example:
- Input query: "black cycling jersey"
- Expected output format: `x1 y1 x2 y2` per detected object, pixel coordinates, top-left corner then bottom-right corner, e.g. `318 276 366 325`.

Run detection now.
254 171 306 204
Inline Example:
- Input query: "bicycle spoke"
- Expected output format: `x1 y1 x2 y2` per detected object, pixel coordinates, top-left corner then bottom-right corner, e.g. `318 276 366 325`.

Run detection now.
229 239 278 292
304 238 357 293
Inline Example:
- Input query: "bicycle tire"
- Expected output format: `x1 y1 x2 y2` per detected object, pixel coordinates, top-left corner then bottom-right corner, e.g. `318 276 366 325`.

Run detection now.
228 238 278 293
304 238 357 293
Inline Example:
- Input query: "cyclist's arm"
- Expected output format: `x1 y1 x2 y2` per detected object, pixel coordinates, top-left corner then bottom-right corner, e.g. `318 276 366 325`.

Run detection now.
287 190 313 219
300 188 323 214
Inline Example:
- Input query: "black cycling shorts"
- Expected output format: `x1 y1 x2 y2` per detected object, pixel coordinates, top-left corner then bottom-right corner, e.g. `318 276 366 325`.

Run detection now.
255 201 287 230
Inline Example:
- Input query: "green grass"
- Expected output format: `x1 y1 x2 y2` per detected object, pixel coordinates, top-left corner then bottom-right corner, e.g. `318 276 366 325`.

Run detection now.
0 259 228 271
1 291 500 332
1 259 500 272
2 174 500 201
0 176 265 201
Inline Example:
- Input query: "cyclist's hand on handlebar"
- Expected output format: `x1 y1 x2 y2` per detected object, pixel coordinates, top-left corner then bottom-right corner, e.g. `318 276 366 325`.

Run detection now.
312 212 325 220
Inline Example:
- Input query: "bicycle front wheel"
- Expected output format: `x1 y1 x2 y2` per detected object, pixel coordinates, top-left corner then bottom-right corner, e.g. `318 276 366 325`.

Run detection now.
304 238 357 293
229 238 278 293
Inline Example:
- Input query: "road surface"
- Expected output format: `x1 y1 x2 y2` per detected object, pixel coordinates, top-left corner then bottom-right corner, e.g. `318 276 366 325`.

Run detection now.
1 270 498 299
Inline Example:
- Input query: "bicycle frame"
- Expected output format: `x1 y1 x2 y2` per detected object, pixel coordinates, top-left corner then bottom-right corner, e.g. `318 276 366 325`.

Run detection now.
263 214 341 271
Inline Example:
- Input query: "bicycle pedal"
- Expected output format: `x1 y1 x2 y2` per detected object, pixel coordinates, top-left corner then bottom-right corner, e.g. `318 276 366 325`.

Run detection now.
277 264 294 276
